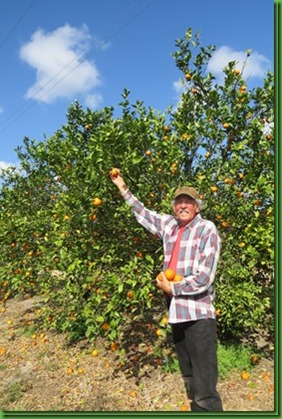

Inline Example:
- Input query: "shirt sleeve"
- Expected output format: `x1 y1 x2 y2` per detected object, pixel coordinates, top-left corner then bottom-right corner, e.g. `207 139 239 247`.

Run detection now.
171 227 221 296
121 189 171 239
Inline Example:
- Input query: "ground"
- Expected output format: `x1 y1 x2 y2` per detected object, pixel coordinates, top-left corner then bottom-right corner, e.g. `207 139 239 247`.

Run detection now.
0 296 275 412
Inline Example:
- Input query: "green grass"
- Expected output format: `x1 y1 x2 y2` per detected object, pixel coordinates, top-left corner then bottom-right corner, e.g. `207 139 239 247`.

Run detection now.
217 342 255 379
161 342 260 379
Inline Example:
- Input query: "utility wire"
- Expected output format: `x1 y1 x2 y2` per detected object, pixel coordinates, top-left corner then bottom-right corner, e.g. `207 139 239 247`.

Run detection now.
0 0 36 50
0 0 142 129
0 0 157 135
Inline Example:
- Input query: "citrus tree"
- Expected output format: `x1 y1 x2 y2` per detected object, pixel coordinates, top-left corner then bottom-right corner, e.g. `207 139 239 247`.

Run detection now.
0 28 274 352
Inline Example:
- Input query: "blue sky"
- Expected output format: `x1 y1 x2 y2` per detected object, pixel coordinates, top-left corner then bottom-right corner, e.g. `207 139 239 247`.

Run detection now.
0 0 274 171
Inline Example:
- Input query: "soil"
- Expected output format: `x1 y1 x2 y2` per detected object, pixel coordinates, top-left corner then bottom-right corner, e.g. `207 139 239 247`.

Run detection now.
0 296 275 412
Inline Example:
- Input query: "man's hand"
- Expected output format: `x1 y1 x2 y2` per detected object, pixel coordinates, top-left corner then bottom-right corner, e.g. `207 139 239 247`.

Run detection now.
109 168 127 192
156 272 172 296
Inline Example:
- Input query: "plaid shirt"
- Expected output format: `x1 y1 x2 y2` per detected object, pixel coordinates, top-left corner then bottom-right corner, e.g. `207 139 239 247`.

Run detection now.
122 189 221 324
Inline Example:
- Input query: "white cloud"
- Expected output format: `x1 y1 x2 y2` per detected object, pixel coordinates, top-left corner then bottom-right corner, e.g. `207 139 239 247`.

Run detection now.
85 93 103 109
20 24 107 106
0 161 15 171
207 46 271 82
172 45 271 99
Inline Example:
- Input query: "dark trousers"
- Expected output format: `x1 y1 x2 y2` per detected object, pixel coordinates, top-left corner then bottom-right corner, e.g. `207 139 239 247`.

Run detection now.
172 319 223 411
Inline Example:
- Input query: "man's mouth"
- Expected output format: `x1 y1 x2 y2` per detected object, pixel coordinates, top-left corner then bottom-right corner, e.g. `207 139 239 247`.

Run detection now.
179 209 189 214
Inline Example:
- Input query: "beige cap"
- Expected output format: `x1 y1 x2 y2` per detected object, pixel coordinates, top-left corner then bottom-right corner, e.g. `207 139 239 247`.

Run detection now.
174 186 199 200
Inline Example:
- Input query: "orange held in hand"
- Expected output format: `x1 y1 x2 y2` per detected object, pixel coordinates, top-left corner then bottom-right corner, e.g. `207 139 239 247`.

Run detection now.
164 269 175 281
109 167 120 178
158 269 176 282
173 274 183 282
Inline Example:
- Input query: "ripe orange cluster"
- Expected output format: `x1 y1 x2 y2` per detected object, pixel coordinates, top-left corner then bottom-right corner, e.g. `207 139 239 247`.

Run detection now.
157 269 183 282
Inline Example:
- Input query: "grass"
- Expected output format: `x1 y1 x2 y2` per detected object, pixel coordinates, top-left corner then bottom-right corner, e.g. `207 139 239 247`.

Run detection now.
161 341 260 379
217 342 256 379
0 380 27 404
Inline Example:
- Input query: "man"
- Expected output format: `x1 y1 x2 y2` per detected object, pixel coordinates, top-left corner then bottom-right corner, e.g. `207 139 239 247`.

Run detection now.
110 170 223 411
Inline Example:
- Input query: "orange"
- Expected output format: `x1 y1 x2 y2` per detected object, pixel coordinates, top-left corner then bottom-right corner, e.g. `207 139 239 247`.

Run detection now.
221 221 229 228
110 342 118 351
109 167 119 178
157 273 164 281
102 322 110 331
233 68 241 76
129 390 137 398
210 186 218 193
93 197 102 207
173 274 183 282
67 367 74 375
155 328 162 336
127 291 134 299
164 269 175 281
241 371 250 380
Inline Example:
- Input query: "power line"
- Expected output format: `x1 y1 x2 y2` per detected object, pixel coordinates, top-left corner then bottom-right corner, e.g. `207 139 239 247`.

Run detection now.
0 0 142 129
0 0 36 50
0 0 157 135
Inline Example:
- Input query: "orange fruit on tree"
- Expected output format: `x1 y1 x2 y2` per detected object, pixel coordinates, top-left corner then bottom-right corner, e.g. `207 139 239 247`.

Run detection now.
160 317 168 326
233 68 241 76
109 167 120 178
93 197 102 207
127 291 134 299
210 186 218 193
221 221 229 228
155 328 163 337
110 342 118 351
102 322 110 331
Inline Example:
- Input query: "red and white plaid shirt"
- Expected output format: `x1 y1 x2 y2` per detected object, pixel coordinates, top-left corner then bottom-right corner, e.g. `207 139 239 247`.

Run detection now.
122 189 221 324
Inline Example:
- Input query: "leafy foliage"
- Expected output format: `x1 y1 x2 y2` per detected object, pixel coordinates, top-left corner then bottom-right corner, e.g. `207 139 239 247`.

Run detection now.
0 28 274 351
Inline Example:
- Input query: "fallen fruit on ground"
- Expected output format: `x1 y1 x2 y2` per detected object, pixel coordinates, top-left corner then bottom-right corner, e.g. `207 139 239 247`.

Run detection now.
241 371 250 380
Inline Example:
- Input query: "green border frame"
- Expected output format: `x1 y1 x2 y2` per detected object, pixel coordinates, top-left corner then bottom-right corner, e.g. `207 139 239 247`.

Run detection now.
1 1 280 419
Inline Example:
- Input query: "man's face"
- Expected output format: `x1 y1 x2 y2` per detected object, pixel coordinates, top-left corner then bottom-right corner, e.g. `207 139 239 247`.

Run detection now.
173 194 198 225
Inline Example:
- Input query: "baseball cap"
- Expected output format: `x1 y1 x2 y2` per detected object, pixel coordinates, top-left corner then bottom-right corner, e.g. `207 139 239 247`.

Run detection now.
174 186 199 200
